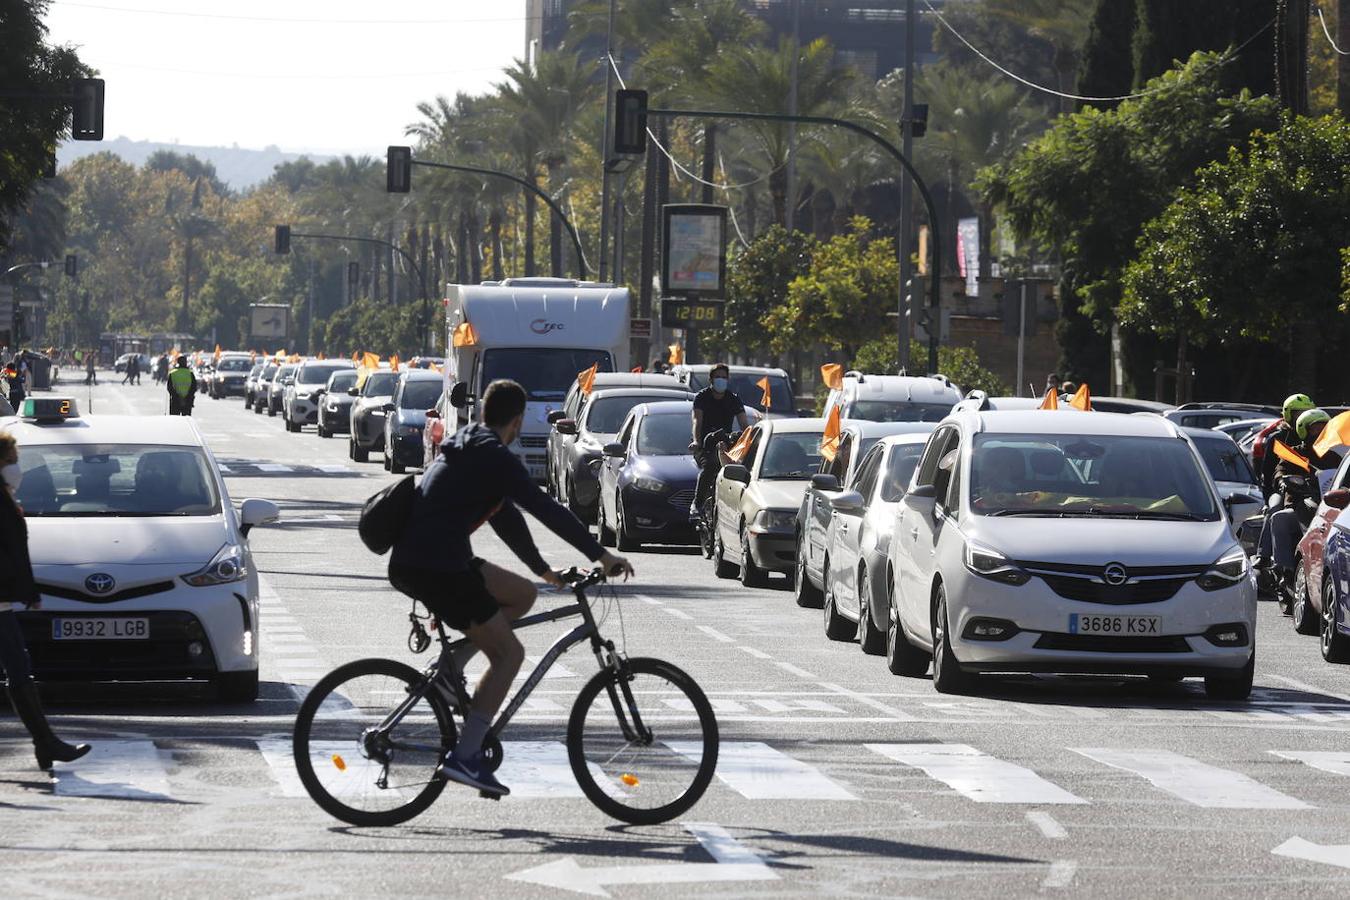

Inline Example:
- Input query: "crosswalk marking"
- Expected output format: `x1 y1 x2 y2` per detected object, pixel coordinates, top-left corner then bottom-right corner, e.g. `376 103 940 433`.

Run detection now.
1071 748 1311 809
498 741 586 798
749 698 845 714
667 741 858 800
52 739 173 801
256 739 307 798
1270 750 1350 777
867 743 1087 805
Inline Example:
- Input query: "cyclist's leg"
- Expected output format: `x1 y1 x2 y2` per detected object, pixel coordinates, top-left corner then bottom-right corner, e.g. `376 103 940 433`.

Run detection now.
449 560 535 673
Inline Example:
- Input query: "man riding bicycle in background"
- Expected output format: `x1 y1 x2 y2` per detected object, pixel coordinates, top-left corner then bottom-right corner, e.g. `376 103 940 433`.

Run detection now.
689 363 750 517
388 379 633 797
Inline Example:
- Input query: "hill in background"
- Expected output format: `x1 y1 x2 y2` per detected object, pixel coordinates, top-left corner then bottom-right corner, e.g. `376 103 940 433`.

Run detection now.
56 137 334 191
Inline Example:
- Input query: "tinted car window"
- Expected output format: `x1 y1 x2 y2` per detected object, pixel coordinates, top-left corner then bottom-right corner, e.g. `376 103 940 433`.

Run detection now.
686 371 793 413
400 380 442 409
759 432 824 479
327 370 358 391
362 372 399 396
261 365 278 379
217 358 252 372
297 364 352 385
586 396 648 435
636 413 693 456
1194 436 1257 485
846 400 952 423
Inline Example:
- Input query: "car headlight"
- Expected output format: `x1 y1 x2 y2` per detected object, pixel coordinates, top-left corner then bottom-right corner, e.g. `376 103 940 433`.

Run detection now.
402 424 422 435
963 540 1030 586
754 509 797 532
183 543 247 587
1197 546 1248 591
632 475 668 493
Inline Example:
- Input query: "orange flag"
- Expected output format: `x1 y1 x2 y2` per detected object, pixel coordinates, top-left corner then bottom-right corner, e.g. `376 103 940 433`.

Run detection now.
362 352 380 370
317 352 325 360
1273 440 1312 472
631 365 644 373
213 344 221 361
1069 383 1092 411
1038 388 1059 410
820 405 842 461
452 322 477 347
389 354 400 372
725 427 755 462
351 351 360 362
820 363 844 390
577 362 598 394
756 375 772 408
667 342 684 365
1315 410 1350 458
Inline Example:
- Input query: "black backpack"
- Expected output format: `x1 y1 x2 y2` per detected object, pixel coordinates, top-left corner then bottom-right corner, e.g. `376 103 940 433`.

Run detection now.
358 475 415 555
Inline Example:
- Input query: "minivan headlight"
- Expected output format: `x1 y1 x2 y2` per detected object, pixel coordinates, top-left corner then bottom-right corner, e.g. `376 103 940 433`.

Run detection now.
1197 546 1248 591
183 544 247 587
963 540 1030 586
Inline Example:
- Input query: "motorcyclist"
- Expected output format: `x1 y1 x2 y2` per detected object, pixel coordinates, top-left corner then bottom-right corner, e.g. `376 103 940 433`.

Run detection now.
1254 393 1316 570
1268 408 1342 610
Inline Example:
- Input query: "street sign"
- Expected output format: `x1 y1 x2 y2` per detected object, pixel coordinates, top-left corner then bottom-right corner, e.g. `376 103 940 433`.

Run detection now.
662 204 728 299
249 304 290 341
661 299 725 329
629 318 652 339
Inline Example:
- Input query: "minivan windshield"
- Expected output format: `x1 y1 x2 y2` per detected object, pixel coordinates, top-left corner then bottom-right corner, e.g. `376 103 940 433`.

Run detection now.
970 433 1219 520
482 349 612 402
297 363 352 385
16 444 221 517
585 396 651 435
217 357 252 372
261 364 278 379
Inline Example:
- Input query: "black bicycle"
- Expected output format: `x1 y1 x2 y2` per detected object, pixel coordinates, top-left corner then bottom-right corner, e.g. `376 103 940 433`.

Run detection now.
291 567 719 827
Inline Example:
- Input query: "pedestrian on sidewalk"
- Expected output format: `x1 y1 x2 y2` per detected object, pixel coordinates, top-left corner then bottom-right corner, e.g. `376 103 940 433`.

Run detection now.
167 354 197 416
0 433 92 775
84 351 97 385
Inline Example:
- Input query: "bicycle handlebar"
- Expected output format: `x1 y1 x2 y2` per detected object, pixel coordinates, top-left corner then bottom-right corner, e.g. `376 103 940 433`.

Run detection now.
556 565 618 590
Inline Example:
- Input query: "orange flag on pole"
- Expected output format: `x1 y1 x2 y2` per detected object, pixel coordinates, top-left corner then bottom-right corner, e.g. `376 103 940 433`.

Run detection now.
1039 388 1059 410
756 375 772 409
578 362 598 394
389 354 400 372
1315 410 1350 458
820 405 842 461
820 363 844 390
362 352 380 370
667 342 683 365
725 427 755 462
1069 383 1092 411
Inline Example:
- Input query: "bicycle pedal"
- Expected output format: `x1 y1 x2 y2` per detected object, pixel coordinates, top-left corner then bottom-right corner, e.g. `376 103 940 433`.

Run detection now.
478 790 501 801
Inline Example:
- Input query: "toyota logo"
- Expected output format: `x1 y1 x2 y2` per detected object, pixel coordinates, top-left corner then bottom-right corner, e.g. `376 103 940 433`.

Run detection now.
85 573 116 595
1102 563 1128 586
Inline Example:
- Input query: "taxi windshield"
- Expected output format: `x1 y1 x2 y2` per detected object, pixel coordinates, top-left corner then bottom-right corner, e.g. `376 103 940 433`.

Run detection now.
16 444 222 517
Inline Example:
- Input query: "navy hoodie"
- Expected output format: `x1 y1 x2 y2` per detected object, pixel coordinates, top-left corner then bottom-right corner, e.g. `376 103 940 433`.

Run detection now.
390 423 604 575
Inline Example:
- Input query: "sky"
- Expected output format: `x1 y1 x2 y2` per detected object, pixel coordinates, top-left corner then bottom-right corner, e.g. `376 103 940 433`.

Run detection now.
44 0 529 155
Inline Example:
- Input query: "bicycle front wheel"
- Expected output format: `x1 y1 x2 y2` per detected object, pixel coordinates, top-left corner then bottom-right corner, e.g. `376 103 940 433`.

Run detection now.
292 658 454 827
567 657 719 825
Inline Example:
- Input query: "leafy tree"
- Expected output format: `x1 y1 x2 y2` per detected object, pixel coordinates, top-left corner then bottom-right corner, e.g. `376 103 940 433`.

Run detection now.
704 225 814 358
853 339 1008 396
0 0 91 255
1120 114 1350 397
320 298 421 357
145 150 229 198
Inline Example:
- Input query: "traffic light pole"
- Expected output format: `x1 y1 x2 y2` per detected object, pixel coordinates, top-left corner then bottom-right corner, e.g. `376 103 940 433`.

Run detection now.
285 231 431 354
408 159 590 280
646 106 943 374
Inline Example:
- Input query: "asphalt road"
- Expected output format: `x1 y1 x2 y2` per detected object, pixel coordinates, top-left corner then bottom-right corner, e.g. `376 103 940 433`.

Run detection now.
6 377 1350 898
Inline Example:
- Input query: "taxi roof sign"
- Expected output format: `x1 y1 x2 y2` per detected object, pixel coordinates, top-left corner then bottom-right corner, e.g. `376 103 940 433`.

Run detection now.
21 397 80 422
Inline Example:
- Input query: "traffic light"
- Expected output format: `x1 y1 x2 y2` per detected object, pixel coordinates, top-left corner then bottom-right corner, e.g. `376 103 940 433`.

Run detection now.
274 225 290 255
905 274 926 312
910 103 929 139
613 89 648 156
387 145 412 193
71 78 105 141
64 254 77 278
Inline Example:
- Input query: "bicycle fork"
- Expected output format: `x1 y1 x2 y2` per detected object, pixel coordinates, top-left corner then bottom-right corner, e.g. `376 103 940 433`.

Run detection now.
596 642 654 746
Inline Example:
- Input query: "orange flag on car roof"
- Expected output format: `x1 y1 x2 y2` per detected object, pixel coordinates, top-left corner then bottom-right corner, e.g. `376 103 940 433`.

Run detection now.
820 405 842 461
667 342 683 365
317 352 325 360
389 354 400 372
362 352 379 370
756 375 772 409
725 427 754 462
631 365 644 373
577 362 598 394
1315 410 1350 458
1069 383 1092 411
820 363 844 390
1039 388 1059 410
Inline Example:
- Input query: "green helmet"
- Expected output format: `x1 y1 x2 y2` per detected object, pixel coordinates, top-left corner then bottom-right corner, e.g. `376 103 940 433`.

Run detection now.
1296 407 1331 442
1283 393 1315 423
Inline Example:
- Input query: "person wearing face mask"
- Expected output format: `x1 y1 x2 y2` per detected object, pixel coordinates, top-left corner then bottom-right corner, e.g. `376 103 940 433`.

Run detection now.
0 434 91 775
689 363 749 515
387 379 633 796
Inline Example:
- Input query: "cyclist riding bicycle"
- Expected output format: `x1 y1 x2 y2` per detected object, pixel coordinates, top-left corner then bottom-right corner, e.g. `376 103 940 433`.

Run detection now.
388 379 633 797
689 363 750 517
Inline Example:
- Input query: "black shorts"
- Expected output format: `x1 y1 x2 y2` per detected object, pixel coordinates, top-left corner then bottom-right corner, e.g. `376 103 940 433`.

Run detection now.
388 559 501 631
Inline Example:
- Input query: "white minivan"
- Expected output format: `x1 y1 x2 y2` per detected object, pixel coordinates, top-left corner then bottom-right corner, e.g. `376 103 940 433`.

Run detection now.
886 410 1256 699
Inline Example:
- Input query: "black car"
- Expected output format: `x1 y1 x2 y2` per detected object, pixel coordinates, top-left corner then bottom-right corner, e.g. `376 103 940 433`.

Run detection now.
316 369 359 438
596 400 700 550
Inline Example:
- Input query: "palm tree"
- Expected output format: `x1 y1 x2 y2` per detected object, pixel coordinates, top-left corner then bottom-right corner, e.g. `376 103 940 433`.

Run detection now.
983 0 1096 114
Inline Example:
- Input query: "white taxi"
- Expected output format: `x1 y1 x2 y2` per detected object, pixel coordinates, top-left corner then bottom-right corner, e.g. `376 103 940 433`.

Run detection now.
2 398 279 701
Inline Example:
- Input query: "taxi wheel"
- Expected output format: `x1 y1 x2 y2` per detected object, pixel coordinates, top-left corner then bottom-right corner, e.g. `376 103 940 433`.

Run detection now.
216 669 259 703
822 565 853 641
887 579 931 677
794 547 823 609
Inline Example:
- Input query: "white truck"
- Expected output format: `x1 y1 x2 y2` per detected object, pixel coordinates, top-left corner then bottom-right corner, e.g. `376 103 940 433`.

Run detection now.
444 278 632 481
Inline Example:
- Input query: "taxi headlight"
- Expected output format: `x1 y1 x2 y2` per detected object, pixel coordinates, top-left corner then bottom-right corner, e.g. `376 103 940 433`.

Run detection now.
1197 546 1248 591
963 541 1030 586
183 544 247 587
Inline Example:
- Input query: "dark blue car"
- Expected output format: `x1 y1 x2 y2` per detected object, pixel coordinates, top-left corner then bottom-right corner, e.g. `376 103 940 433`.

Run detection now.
596 400 698 550
382 370 443 474
1320 509 1350 662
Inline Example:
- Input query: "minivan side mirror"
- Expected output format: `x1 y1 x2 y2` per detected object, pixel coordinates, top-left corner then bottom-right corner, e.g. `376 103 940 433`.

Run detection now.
449 382 474 409
722 464 751 484
811 474 840 492
239 498 281 537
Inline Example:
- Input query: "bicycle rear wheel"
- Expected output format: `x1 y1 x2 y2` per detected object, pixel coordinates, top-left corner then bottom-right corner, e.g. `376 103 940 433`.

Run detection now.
567 657 719 825
292 658 454 826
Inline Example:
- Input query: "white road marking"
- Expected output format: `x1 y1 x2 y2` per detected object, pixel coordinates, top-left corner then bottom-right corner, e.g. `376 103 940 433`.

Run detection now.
738 646 772 659
1267 674 1350 705
1027 810 1068 839
749 698 845 714
636 595 664 606
1071 748 1310 809
774 661 818 679
1270 750 1350 777
663 697 748 714
52 739 174 801
696 625 735 643
258 576 329 696
1043 860 1078 889
818 682 917 722
256 739 307 797
1272 837 1350 870
498 741 585 798
868 743 1087 805
255 463 293 473
668 741 857 800
662 608 694 621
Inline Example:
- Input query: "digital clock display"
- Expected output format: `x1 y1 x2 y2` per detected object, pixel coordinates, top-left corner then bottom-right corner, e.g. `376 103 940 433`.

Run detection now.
660 301 726 328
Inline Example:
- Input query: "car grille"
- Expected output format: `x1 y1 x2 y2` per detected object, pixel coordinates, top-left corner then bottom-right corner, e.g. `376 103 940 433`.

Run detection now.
519 436 548 449
1019 561 1205 606
17 610 219 678
36 580 176 605
1033 633 1192 653
668 489 696 508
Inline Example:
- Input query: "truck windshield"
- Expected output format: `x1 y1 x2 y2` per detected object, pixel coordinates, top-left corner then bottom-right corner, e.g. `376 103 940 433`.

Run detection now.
482 349 613 402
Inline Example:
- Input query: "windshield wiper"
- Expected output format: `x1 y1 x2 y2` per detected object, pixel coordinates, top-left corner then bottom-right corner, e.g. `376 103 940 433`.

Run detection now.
1131 510 1207 521
985 509 1061 517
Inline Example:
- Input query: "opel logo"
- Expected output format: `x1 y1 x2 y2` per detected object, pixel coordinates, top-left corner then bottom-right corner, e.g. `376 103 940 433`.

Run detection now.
1102 563 1128 587
85 573 116 595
